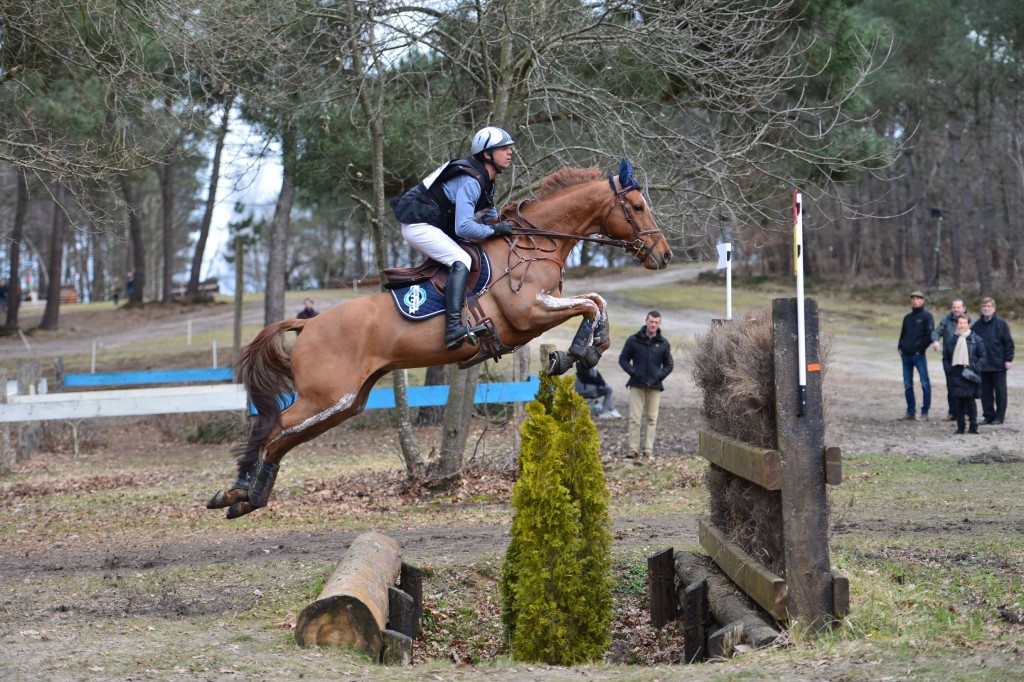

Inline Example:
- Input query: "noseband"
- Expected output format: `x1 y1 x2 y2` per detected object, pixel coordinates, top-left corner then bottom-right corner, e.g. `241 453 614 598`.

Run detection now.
506 176 660 262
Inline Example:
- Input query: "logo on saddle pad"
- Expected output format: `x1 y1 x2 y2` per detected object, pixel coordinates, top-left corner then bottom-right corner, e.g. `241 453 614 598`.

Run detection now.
389 254 492 321
403 285 427 314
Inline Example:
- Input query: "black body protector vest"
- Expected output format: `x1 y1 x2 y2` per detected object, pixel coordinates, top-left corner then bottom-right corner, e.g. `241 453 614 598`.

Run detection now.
390 157 495 239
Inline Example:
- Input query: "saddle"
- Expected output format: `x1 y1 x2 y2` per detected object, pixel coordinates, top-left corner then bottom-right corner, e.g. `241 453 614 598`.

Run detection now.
382 243 486 294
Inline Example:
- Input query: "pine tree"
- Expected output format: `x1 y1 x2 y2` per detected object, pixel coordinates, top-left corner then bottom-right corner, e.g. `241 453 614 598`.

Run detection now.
500 372 613 664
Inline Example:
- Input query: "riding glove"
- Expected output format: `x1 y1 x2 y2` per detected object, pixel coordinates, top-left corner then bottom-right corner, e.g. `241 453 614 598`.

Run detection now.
491 221 514 237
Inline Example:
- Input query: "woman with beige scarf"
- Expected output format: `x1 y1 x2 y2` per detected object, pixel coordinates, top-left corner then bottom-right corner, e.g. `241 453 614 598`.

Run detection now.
942 315 988 434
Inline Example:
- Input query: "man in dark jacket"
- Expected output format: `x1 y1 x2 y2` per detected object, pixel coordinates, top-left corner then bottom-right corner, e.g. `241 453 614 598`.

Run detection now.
931 298 970 421
971 297 1015 425
897 290 935 421
618 311 673 457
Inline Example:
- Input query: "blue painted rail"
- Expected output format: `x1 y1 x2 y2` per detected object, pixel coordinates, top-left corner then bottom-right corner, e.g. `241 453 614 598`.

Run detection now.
265 376 541 413
62 367 235 388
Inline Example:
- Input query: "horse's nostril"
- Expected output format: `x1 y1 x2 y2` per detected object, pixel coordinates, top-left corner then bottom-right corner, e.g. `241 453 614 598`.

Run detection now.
663 250 673 265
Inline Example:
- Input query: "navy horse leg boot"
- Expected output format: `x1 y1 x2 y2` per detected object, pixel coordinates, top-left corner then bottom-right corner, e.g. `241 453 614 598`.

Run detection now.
444 262 474 350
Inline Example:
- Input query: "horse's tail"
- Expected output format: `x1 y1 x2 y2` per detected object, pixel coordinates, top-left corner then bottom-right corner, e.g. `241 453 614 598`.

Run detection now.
232 319 307 470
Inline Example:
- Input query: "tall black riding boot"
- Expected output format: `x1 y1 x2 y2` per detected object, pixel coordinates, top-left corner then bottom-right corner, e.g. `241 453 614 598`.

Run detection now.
444 262 473 350
967 422 979 434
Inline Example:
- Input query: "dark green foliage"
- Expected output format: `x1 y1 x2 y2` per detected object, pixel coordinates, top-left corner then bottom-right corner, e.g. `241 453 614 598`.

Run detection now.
499 372 613 665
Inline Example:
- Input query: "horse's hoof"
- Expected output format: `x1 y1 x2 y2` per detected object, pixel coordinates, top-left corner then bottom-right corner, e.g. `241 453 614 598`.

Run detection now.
206 486 249 509
577 346 601 370
546 351 575 376
227 501 259 519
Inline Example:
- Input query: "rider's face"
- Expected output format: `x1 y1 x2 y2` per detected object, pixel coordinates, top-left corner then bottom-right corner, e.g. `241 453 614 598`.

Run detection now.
489 145 513 172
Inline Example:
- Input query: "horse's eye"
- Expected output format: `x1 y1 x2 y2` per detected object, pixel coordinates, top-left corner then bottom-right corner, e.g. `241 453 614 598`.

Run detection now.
633 204 644 212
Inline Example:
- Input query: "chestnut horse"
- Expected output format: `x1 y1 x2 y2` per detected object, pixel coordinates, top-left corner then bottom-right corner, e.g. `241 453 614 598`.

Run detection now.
208 159 672 519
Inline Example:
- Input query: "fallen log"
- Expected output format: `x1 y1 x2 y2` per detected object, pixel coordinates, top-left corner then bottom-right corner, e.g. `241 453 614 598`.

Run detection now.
675 551 782 650
295 532 403 657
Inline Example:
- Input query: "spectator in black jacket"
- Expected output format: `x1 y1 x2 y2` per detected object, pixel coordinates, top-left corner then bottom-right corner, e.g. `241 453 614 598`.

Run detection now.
931 298 971 421
618 311 673 457
971 297 1015 425
897 290 935 421
297 298 319 319
942 314 987 434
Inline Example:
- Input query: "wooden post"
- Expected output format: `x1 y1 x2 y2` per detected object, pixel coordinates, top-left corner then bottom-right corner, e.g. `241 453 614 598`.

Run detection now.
381 630 413 665
511 344 530 458
16 362 42 462
399 562 423 637
772 298 833 632
648 547 677 628
682 580 709 663
386 587 416 638
539 343 556 371
0 368 12 475
294 532 402 655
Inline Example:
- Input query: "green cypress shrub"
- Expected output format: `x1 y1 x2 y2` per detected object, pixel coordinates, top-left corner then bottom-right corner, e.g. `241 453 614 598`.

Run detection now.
499 372 613 664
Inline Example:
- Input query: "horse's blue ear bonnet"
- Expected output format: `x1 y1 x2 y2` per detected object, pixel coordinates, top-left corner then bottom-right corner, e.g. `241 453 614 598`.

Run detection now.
617 158 640 191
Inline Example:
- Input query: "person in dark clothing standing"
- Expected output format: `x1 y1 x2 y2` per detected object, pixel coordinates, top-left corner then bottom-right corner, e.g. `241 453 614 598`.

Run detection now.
971 297 1015 425
932 298 971 421
942 314 987 434
618 311 673 457
897 290 935 421
296 298 319 320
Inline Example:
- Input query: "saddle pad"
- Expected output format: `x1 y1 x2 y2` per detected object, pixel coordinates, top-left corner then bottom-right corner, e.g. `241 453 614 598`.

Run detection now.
389 252 492 321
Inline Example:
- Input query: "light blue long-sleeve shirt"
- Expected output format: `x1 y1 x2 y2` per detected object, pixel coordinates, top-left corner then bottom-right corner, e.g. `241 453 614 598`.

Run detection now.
442 174 499 240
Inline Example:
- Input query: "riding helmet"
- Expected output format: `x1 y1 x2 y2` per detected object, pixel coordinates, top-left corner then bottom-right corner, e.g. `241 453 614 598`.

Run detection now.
471 127 515 156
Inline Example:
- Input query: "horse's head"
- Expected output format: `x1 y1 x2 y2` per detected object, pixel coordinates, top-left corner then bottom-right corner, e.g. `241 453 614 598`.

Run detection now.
603 159 673 270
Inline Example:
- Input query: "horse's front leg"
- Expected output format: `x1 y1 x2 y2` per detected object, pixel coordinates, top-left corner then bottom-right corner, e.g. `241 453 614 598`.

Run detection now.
531 292 609 375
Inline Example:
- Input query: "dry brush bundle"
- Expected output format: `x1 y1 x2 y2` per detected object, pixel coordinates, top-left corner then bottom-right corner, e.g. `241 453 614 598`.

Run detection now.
691 306 782 576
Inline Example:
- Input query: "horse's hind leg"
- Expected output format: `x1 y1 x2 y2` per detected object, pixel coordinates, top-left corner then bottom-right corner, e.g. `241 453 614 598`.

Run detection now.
211 391 362 519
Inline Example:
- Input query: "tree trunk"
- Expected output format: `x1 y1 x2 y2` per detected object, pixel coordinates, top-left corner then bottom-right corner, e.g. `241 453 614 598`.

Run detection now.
159 160 175 303
264 128 295 325
121 176 146 305
348 0 424 474
39 183 67 331
973 81 997 295
416 365 448 426
5 165 28 328
189 96 234 299
433 364 479 482
946 99 964 288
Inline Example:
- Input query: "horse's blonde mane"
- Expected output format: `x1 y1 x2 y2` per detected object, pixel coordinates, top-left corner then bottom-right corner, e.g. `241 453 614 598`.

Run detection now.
503 166 603 214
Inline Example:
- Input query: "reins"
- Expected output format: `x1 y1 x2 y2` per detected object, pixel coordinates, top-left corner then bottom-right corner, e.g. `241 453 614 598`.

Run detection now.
507 175 659 259
485 175 659 293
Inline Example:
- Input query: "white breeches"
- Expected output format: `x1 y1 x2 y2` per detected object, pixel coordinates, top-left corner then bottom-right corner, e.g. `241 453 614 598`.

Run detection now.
401 223 471 269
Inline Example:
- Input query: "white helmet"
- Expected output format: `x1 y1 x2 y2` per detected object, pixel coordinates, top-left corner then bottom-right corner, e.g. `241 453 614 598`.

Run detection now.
471 126 515 156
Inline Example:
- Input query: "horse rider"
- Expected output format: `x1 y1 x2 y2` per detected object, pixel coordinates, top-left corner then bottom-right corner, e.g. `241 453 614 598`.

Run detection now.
390 127 516 350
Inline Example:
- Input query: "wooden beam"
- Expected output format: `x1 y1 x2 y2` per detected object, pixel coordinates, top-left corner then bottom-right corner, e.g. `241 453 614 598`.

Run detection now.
825 447 842 486
699 519 788 621
698 430 782 490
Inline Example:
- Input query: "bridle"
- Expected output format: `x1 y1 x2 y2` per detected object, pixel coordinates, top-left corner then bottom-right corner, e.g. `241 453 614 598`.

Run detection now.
505 174 660 263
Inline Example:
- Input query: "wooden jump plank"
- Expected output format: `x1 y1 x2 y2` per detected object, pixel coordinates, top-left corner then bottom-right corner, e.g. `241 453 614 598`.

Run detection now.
63 367 235 387
698 430 782 490
261 377 541 413
699 518 788 621
2 384 247 422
